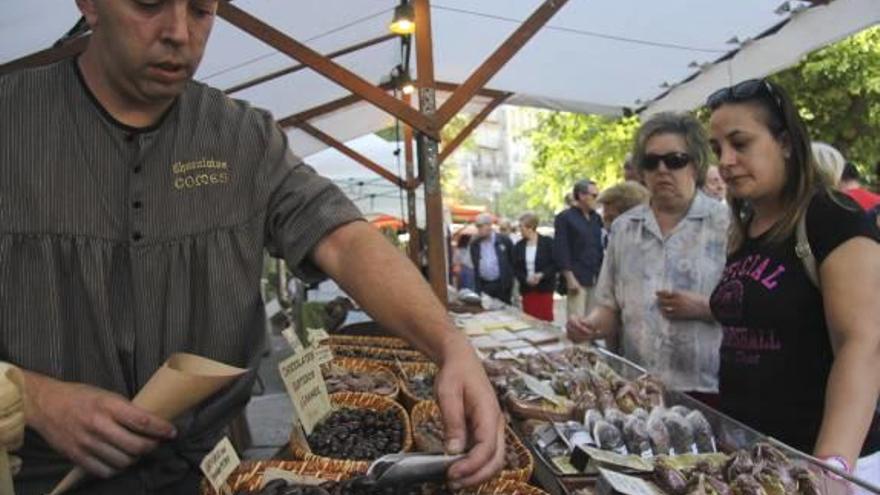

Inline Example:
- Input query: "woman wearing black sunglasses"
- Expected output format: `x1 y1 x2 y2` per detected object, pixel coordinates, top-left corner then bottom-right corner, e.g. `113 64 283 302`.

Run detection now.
707 79 880 480
568 112 729 400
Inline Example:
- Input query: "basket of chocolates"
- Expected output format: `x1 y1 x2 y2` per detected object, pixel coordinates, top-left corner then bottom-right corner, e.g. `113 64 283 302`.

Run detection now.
325 335 413 350
393 362 438 408
410 401 534 482
322 358 400 400
290 392 413 474
199 460 347 495
329 344 430 364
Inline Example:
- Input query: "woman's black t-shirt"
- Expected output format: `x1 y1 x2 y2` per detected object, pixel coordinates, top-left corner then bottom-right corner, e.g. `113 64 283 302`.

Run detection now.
710 190 880 455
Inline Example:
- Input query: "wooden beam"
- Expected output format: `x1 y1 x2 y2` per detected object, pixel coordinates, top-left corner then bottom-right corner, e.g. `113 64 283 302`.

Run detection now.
413 0 447 301
0 35 89 76
218 2 439 139
439 93 510 164
225 34 396 95
278 80 507 130
434 0 568 128
434 81 510 100
291 118 405 188
277 80 395 128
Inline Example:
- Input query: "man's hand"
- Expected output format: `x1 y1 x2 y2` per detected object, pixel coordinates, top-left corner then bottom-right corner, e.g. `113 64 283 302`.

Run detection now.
435 338 505 489
23 372 176 478
656 290 712 321
527 273 542 286
566 316 606 342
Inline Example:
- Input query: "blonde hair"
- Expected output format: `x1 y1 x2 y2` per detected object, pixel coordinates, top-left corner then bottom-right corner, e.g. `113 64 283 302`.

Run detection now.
811 142 845 186
597 181 650 213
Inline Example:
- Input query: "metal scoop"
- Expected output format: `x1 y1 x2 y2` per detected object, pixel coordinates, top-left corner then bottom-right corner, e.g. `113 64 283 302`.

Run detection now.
365 452 465 487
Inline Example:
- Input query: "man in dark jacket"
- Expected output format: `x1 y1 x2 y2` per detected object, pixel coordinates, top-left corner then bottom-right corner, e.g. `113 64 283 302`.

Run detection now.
553 179 604 318
470 214 515 304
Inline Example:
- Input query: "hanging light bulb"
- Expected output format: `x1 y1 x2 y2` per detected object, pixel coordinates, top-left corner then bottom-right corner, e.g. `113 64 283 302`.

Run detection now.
399 71 415 95
389 3 415 35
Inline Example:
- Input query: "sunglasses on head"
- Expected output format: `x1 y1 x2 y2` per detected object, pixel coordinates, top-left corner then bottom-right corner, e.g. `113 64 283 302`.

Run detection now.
706 78 783 113
640 152 691 171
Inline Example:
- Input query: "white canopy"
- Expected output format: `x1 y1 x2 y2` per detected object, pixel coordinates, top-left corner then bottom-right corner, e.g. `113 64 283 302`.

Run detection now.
3 0 877 188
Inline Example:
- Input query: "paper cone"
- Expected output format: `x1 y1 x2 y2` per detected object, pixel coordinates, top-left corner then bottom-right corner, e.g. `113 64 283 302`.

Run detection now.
49 353 246 495
0 363 25 495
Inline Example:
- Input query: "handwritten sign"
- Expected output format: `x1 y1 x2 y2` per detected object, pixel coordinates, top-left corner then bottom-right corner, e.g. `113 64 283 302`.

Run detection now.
278 349 332 434
200 437 240 493
313 345 334 366
282 327 305 353
307 328 330 346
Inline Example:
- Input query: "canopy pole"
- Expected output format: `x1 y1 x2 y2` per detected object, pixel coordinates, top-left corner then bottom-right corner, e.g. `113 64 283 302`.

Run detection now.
403 94 421 266
414 0 448 303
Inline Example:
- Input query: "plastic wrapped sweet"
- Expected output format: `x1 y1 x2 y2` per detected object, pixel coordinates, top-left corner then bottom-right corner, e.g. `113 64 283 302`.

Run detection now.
685 410 716 453
592 419 626 453
654 458 689 495
724 451 756 482
584 409 604 434
622 416 653 457
631 407 649 422
684 473 732 495
604 408 627 431
669 405 691 418
663 413 696 455
790 466 821 495
730 474 766 495
646 414 672 455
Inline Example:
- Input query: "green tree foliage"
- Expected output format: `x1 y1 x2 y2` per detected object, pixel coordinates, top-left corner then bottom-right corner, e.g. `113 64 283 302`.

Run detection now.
521 114 640 213
770 26 880 177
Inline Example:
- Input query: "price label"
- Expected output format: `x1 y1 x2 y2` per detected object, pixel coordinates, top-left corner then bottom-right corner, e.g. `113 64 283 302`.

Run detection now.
307 328 330 345
278 348 332 434
282 327 305 353
313 345 334 366
514 370 564 406
200 437 241 493
597 467 662 495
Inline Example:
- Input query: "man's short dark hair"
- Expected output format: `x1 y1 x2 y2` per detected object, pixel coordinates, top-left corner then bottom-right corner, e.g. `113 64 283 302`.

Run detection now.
841 162 861 182
572 179 595 200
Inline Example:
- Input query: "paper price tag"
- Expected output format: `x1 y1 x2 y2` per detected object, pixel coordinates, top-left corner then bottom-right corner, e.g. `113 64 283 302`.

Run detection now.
307 328 330 345
581 446 653 472
278 349 332 434
313 345 333 365
598 467 662 495
200 437 240 494
514 370 564 405
282 327 305 353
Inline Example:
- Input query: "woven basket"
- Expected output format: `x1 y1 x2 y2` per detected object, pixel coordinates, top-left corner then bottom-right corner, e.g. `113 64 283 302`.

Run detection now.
290 392 413 473
326 334 412 350
411 401 534 482
393 362 438 408
504 394 576 422
321 357 400 400
199 460 346 495
199 460 547 495
469 480 551 495
330 343 429 363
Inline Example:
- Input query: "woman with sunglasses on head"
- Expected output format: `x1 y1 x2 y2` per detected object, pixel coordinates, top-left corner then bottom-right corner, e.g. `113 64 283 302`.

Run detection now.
567 113 729 401
707 79 880 482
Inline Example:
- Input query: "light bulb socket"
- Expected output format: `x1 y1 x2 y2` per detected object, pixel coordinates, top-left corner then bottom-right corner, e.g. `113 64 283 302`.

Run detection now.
389 4 416 35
